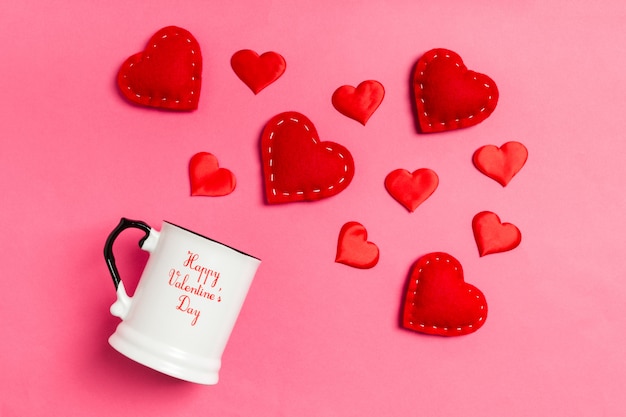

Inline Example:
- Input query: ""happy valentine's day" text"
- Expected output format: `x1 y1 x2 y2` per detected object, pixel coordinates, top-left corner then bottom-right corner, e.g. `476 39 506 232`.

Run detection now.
167 251 223 326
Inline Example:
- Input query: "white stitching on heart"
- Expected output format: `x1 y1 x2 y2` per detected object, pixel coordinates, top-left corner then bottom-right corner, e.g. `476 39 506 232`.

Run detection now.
407 255 484 334
121 28 200 107
266 116 349 198
417 52 496 129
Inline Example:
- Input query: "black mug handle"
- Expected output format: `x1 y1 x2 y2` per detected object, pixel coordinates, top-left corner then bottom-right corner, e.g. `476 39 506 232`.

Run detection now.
104 218 152 290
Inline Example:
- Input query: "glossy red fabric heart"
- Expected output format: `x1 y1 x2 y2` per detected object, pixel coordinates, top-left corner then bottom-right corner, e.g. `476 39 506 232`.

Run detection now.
384 168 438 212
261 111 355 204
231 50 286 94
412 48 498 133
189 152 236 196
472 211 521 256
335 222 380 269
473 141 528 186
331 80 385 125
117 26 202 111
402 252 488 336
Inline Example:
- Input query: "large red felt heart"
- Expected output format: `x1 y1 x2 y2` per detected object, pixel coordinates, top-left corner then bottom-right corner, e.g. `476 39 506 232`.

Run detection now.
189 152 236 197
473 141 528 186
335 222 380 269
117 26 202 111
402 252 488 336
261 111 355 204
231 50 286 94
412 48 498 133
331 80 385 125
472 211 521 256
384 168 438 212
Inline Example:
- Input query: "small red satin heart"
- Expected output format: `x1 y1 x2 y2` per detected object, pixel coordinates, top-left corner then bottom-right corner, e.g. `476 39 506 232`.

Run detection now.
384 168 438 212
189 152 236 197
332 80 385 125
473 141 528 186
117 26 202 111
335 222 380 269
261 111 355 204
472 211 521 256
413 48 498 133
231 50 286 94
402 252 488 336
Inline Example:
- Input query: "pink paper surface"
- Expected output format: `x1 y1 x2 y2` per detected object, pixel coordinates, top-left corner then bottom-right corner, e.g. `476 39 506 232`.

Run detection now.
2 1 626 415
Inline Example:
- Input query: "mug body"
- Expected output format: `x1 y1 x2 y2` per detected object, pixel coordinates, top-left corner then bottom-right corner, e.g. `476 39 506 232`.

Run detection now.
108 221 261 384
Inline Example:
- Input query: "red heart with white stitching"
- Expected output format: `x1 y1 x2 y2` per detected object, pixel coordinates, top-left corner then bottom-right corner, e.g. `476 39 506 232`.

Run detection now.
261 111 355 204
473 141 528 186
384 168 438 212
189 152 236 197
332 80 385 125
231 50 286 94
117 26 202 111
335 222 379 269
412 48 498 133
472 211 521 256
402 252 488 336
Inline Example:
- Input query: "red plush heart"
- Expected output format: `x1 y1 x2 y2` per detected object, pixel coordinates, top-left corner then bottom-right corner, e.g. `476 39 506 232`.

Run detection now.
117 26 202 111
384 168 438 212
402 252 488 336
335 222 380 269
473 141 528 186
261 111 355 204
231 50 286 94
472 211 521 256
412 48 498 133
189 152 236 197
332 80 385 125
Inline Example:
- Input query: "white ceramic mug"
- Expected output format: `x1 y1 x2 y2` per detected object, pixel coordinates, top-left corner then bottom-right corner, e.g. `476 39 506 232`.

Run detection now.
103 218 261 384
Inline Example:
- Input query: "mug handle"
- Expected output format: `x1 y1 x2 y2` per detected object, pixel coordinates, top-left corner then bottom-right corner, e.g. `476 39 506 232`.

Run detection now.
104 218 152 290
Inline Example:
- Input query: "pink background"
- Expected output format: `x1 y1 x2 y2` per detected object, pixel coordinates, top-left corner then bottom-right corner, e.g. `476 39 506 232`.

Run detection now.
2 1 626 415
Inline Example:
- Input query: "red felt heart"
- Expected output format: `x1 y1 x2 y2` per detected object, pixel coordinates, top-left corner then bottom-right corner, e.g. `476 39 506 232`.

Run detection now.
472 211 521 256
335 222 380 269
332 80 385 125
384 168 438 212
261 111 355 204
412 48 498 133
189 152 236 197
402 252 488 336
473 141 528 186
117 26 202 111
231 50 286 94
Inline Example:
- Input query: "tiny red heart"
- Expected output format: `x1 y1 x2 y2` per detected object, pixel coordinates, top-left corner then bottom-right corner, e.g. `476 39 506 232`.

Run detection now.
473 141 528 186
402 252 488 336
231 50 286 94
412 48 498 133
472 211 521 256
332 80 385 125
261 111 355 204
335 222 380 269
384 168 438 212
117 26 202 111
189 152 236 197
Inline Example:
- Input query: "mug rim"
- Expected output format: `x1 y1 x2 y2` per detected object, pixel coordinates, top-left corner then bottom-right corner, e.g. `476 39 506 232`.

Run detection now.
164 221 261 261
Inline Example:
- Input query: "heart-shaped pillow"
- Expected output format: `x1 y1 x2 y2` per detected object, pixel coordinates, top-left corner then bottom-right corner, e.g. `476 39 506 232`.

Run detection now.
473 141 528 186
402 252 488 336
335 222 379 269
384 168 438 212
472 211 521 256
261 111 355 204
231 49 286 94
332 80 385 125
412 48 498 133
117 26 202 111
189 152 236 197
